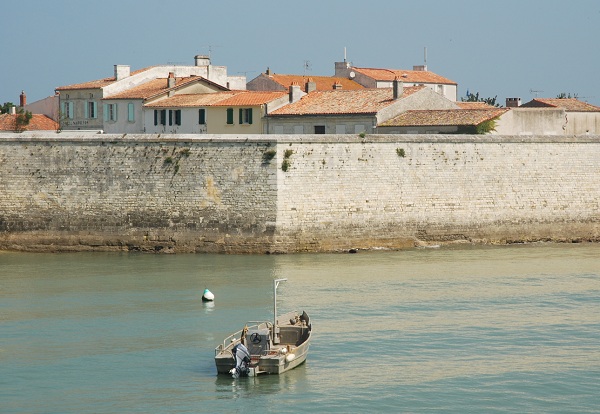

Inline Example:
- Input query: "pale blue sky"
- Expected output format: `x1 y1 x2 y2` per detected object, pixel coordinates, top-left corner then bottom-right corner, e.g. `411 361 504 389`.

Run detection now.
2 0 599 106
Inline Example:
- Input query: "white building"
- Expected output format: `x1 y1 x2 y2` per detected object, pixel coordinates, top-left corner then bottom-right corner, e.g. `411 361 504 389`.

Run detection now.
55 56 245 131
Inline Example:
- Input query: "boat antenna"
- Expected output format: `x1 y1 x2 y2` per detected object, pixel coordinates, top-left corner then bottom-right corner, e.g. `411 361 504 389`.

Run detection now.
273 278 287 342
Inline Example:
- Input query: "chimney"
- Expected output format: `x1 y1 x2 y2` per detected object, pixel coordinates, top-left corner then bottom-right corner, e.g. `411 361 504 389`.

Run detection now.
289 82 302 103
9 106 16 115
168 72 176 88
194 55 210 66
266 67 272 76
114 65 130 80
20 90 26 107
305 78 316 93
413 65 427 72
506 97 521 108
393 77 404 99
333 81 343 90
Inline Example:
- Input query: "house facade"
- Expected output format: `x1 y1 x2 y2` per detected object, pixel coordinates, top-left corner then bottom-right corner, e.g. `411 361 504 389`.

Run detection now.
143 90 289 134
517 98 600 135
334 60 458 102
55 56 245 131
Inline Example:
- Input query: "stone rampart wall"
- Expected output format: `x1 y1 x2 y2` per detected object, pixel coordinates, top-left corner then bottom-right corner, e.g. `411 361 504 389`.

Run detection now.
1 133 598 253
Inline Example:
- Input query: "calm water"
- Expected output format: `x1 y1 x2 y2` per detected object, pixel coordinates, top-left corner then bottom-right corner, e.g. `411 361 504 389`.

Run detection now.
1 244 599 413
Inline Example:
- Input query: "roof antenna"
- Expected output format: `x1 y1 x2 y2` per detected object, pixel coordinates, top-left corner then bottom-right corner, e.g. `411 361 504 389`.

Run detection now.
303 60 312 76
344 47 347 63
424 46 428 71
530 88 543 98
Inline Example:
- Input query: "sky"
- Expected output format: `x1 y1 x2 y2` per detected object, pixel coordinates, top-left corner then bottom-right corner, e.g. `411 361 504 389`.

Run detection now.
1 0 600 106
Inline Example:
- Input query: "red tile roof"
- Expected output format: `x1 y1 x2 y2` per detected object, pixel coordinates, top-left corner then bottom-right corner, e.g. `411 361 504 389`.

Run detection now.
266 74 364 91
55 67 155 91
456 101 496 109
353 67 456 85
212 91 287 106
0 113 59 131
520 98 600 112
380 108 508 127
270 87 424 116
144 91 286 108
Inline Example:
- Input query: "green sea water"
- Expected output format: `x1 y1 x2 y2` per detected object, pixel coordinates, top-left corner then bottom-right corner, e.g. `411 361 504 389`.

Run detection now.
1 243 599 413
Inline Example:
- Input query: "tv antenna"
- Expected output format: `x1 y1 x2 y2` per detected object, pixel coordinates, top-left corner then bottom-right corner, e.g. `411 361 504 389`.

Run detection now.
303 60 312 75
200 45 222 60
529 88 544 98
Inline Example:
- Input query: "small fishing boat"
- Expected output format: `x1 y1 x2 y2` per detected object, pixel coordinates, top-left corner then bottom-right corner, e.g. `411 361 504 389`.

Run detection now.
214 278 311 377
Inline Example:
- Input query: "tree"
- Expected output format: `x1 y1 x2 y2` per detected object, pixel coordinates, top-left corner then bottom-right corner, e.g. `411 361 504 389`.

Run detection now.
13 107 33 133
1 102 15 114
461 92 501 107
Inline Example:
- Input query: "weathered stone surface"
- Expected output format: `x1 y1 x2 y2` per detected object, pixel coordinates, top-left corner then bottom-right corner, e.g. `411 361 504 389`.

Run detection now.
1 133 599 253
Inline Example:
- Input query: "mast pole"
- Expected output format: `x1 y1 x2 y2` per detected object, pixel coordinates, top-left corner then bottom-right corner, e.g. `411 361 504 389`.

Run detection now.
273 278 287 342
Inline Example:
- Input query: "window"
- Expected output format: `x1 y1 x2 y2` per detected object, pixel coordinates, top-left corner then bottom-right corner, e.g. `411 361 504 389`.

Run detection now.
62 101 74 119
335 125 346 134
314 125 325 134
128 103 134 122
239 108 253 124
354 125 366 134
85 101 97 119
198 109 206 125
160 109 166 125
168 110 173 126
154 110 158 126
175 110 181 126
293 125 304 134
226 108 234 124
108 103 117 121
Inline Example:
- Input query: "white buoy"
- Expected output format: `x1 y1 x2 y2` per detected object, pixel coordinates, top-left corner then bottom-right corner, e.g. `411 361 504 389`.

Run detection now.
202 288 214 302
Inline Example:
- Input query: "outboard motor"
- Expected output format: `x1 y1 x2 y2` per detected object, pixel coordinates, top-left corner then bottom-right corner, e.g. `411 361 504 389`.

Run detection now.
230 343 251 378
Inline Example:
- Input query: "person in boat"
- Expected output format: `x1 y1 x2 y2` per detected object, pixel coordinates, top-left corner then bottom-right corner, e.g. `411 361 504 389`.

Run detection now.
230 326 251 378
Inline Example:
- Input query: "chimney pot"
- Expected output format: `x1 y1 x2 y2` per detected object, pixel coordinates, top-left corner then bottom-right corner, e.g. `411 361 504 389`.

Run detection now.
305 78 316 93
393 77 404 99
114 65 130 80
168 72 176 88
506 97 521 107
333 82 343 90
194 55 210 66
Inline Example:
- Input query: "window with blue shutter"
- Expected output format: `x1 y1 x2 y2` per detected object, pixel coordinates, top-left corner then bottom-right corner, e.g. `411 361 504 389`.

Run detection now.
128 103 134 122
199 109 206 124
103 104 108 121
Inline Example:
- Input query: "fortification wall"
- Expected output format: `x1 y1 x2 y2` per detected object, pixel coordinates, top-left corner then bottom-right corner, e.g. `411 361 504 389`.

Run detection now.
0 133 598 253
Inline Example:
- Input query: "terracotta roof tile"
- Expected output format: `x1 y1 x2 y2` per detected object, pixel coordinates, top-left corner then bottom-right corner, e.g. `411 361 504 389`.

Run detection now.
212 91 287 106
267 74 364 91
354 67 456 85
0 113 59 131
520 98 600 112
144 91 286 108
456 101 496 109
270 86 424 116
380 108 508 127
